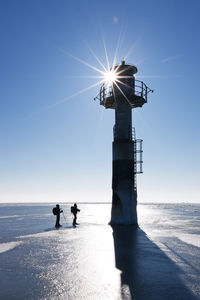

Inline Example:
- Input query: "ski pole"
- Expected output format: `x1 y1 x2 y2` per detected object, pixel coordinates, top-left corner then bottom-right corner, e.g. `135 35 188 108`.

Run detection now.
62 211 67 223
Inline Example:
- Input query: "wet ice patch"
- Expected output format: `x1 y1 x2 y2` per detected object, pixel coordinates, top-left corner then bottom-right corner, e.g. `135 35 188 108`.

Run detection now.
0 241 23 254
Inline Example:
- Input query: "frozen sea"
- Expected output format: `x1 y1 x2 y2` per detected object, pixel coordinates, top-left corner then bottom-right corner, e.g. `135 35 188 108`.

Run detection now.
0 203 200 300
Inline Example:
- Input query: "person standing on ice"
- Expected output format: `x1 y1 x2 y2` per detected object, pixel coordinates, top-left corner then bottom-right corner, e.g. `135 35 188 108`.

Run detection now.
71 203 80 226
52 204 63 228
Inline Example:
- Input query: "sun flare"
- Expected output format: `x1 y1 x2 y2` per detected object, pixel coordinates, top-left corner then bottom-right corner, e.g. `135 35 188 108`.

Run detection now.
52 38 142 109
103 70 117 85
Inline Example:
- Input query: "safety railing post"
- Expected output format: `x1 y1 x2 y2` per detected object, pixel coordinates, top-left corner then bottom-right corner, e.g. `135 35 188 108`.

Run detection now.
141 81 143 98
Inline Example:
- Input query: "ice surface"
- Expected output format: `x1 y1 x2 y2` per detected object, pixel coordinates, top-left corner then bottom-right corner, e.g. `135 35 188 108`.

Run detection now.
0 203 199 299
176 233 200 248
0 241 23 254
0 215 24 219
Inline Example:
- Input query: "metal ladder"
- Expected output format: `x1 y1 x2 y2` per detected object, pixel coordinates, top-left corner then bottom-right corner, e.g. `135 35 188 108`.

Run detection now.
132 128 143 191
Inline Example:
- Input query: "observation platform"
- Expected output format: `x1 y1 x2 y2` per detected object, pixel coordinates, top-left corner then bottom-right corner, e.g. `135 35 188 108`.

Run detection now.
94 80 153 109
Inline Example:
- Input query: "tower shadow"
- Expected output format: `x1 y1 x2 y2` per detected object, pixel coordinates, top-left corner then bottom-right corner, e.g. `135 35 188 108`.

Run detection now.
111 225 197 300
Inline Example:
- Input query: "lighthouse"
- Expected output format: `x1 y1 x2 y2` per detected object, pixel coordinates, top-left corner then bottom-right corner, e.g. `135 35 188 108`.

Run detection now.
95 61 153 225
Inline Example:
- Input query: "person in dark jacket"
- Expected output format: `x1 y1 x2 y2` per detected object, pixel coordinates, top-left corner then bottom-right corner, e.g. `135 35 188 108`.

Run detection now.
53 204 63 228
71 203 80 226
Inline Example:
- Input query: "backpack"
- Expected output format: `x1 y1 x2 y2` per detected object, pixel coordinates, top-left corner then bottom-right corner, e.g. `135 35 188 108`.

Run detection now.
52 207 58 215
71 206 75 214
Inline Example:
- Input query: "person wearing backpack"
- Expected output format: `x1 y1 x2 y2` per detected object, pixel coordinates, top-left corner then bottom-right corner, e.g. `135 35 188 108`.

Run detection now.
52 204 63 228
71 203 80 226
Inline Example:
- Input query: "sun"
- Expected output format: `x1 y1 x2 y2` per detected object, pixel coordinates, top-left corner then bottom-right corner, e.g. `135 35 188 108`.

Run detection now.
103 69 117 85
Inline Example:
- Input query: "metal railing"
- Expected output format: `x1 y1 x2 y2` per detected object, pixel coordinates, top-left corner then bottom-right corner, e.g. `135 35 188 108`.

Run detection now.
134 80 153 100
94 80 153 104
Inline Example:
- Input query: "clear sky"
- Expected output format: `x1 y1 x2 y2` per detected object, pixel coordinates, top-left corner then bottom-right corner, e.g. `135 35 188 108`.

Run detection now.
0 0 200 203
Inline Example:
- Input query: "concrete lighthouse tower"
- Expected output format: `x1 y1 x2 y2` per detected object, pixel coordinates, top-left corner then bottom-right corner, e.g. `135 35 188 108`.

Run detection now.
95 61 153 225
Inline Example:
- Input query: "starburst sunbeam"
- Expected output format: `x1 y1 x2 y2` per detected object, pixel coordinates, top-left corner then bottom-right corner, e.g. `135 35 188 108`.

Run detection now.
115 78 134 91
55 46 105 75
124 42 137 61
49 39 140 113
41 79 105 112
137 75 179 79
86 43 107 73
102 36 110 70
112 30 124 69
113 81 133 106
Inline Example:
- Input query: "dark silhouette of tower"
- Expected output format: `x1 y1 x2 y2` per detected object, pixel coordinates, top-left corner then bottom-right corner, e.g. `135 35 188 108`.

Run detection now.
95 61 153 225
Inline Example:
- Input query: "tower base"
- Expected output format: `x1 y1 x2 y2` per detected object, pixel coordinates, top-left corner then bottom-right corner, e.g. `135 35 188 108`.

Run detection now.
109 179 138 225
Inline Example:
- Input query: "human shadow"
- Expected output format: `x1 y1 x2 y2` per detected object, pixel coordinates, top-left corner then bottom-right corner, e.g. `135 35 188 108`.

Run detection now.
111 225 198 300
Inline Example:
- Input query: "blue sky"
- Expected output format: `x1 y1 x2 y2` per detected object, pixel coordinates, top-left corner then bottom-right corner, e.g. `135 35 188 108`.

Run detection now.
0 0 200 203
